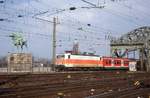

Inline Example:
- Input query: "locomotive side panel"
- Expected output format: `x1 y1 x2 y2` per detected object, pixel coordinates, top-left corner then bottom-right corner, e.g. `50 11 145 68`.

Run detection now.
55 53 130 71
64 54 100 67
102 57 129 69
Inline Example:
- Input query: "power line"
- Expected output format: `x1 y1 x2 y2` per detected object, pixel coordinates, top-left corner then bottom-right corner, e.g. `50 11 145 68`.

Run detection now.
81 0 97 7
0 27 51 38
107 2 150 24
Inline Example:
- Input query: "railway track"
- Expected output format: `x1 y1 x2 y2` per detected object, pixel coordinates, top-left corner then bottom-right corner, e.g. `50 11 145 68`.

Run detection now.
0 71 149 98
86 86 150 98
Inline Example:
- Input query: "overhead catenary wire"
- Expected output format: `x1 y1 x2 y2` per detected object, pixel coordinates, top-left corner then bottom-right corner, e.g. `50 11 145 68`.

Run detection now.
0 19 109 43
0 0 150 56
2 0 144 33
0 25 109 47
0 4 145 34
0 27 51 38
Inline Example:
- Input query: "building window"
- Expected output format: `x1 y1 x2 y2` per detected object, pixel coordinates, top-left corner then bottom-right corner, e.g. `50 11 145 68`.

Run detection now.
10 57 14 61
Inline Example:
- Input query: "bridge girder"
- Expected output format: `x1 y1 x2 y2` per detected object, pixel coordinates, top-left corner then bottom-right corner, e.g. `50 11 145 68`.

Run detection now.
110 26 150 72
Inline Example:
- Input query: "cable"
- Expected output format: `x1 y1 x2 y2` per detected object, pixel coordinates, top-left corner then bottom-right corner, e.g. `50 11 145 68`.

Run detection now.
0 27 51 38
106 2 150 24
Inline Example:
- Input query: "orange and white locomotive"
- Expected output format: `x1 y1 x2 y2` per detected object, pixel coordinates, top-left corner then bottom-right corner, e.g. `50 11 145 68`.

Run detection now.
55 53 131 71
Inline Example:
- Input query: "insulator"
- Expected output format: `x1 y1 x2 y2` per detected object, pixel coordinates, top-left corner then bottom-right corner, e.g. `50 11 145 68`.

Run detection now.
69 7 76 10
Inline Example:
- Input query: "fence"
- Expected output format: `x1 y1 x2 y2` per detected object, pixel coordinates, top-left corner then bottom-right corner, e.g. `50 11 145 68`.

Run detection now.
0 65 53 73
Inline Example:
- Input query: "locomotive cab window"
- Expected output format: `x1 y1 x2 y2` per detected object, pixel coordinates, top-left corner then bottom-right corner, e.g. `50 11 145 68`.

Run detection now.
57 55 64 58
68 55 70 59
100 57 101 60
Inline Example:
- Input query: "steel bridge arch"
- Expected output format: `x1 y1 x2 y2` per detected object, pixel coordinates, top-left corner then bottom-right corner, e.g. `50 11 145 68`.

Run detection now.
110 26 150 71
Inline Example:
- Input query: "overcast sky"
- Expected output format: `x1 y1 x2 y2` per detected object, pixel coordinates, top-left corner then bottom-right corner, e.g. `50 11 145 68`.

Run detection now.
0 0 150 59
